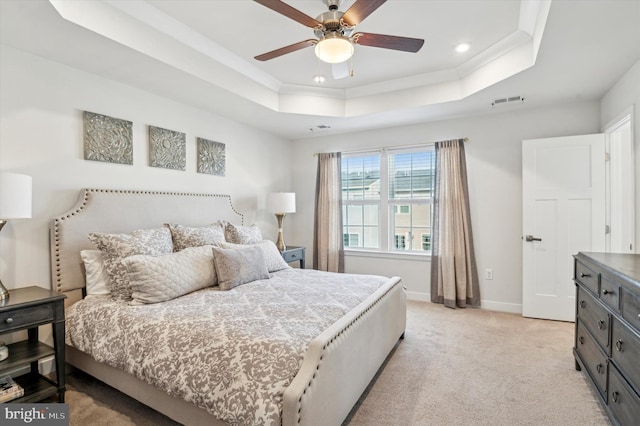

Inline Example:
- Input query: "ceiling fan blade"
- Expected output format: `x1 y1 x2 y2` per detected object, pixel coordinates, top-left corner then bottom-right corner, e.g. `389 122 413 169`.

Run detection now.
332 62 351 79
353 32 424 53
253 0 321 28
254 40 317 61
342 0 387 26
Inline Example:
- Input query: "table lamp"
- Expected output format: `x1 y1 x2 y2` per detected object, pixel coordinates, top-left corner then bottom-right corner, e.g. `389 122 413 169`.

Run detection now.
267 192 296 251
0 172 33 301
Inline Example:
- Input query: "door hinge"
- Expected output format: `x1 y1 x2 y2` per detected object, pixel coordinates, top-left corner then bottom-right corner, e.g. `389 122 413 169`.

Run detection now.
605 152 610 162
605 224 611 235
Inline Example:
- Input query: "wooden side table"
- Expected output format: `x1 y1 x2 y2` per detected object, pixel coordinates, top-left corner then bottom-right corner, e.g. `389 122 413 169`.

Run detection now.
0 286 66 403
281 246 305 269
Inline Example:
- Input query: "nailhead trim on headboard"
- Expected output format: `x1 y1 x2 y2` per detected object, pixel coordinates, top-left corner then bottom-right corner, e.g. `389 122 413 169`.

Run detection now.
51 188 244 294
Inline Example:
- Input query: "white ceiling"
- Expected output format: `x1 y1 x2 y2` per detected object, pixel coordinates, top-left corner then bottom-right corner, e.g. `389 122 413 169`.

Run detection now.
1 0 639 140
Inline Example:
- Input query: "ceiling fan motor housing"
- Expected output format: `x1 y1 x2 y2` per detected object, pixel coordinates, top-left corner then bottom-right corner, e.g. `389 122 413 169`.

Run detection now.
314 11 354 38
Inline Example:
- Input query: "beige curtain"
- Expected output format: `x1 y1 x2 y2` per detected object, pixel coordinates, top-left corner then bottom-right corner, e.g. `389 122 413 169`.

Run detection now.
313 153 344 272
430 139 480 308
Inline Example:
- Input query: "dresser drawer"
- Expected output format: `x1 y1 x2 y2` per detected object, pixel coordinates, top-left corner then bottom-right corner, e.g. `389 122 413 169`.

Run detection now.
611 317 640 394
609 364 640 426
601 278 620 313
576 320 608 398
621 288 640 332
575 261 599 295
0 304 54 333
577 286 610 352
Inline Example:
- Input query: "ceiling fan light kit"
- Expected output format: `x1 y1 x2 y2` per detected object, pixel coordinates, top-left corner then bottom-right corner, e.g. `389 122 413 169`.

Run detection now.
253 0 424 74
315 34 354 64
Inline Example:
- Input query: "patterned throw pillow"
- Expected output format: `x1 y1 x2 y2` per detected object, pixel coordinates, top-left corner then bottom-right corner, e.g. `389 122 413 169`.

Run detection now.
224 223 263 244
88 227 173 302
166 222 225 251
212 245 271 291
218 240 290 273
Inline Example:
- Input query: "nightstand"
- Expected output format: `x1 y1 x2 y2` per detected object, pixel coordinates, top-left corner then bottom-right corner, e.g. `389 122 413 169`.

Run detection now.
0 286 66 403
281 246 305 269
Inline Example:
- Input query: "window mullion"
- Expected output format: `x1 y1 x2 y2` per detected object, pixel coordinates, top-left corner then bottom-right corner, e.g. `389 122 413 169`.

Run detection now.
380 150 389 252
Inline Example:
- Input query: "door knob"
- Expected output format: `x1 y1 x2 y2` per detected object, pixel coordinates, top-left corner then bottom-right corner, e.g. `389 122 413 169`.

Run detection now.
525 235 542 242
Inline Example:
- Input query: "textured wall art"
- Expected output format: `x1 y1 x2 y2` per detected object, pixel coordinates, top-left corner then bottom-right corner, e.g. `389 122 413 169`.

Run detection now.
149 126 186 170
197 138 226 176
83 111 133 164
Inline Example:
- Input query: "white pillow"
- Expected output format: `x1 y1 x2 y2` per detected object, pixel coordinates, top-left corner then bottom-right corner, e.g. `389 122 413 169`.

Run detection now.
122 245 216 305
80 250 110 296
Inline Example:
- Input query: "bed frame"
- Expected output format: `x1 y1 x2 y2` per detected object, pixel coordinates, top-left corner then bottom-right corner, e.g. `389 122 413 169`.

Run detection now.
51 189 406 426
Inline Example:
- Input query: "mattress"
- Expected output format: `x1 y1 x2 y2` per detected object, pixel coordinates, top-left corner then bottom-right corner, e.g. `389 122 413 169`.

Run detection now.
65 268 388 425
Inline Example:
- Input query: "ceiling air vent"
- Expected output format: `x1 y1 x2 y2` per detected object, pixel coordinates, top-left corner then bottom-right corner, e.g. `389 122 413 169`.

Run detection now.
491 96 524 108
309 125 332 132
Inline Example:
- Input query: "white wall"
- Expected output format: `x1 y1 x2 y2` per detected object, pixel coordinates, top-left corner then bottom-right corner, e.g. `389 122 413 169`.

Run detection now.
0 46 293 296
290 101 601 313
600 59 640 252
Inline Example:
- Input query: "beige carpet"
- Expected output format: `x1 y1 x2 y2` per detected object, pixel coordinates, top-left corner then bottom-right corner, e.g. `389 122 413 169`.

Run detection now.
61 301 610 425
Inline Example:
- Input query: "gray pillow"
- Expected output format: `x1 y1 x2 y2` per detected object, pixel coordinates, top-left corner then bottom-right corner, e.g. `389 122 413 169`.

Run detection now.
123 245 216 305
166 222 225 251
88 227 173 302
224 223 263 244
218 240 290 272
212 245 271 291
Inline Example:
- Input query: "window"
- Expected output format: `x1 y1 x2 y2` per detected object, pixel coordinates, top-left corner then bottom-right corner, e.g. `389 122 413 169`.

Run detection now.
394 234 406 249
341 154 381 249
342 146 435 254
421 233 431 251
343 233 360 247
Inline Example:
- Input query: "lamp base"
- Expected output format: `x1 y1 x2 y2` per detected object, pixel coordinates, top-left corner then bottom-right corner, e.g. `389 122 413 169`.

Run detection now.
0 280 8 301
275 213 287 252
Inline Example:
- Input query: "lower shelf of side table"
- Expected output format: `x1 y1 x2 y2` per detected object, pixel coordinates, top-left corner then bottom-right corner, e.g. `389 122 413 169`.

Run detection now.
0 340 60 403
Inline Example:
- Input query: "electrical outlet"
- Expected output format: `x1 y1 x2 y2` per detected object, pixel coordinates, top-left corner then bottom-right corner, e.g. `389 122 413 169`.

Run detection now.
484 268 494 280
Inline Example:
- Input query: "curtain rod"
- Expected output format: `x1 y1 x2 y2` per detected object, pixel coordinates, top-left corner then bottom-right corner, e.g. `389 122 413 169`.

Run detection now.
313 138 469 156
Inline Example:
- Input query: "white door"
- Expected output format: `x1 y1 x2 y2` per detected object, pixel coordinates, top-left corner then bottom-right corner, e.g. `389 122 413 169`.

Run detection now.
522 134 605 321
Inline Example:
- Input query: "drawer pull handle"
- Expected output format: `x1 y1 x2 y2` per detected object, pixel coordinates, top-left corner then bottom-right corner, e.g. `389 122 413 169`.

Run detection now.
615 339 623 352
596 363 604 374
579 300 586 309
598 320 605 330
602 289 610 295
5 318 13 324
580 273 591 278
579 336 585 345
612 391 619 403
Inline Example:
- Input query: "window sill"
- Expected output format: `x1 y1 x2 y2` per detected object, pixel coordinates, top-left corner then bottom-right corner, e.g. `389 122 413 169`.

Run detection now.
344 249 431 261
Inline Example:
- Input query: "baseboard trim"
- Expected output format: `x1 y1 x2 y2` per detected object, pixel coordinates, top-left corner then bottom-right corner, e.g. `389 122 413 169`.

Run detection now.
480 300 522 314
407 292 523 314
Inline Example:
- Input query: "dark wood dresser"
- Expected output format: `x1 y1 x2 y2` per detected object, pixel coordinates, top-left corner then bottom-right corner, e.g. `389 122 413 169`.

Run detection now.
573 252 640 426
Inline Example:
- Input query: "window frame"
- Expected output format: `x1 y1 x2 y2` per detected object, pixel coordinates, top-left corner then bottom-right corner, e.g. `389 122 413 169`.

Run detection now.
341 145 434 256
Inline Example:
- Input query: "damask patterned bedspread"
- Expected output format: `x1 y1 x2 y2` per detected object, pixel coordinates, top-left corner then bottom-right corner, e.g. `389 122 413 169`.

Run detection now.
65 268 388 425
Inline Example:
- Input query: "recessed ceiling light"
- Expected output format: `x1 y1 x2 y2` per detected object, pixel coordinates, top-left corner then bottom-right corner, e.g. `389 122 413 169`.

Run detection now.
313 74 326 84
455 43 470 53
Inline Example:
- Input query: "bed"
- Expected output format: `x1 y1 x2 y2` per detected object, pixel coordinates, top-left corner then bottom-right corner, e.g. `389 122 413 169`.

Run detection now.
51 189 406 426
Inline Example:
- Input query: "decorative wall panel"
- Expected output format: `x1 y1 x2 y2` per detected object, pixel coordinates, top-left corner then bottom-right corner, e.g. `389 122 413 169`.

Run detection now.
197 138 225 176
83 111 133 165
149 126 186 170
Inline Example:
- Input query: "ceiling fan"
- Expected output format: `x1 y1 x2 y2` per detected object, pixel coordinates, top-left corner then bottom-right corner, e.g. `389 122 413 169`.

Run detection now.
253 0 424 71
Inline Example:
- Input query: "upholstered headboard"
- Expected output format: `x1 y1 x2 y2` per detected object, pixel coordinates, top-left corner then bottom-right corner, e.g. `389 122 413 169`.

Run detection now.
50 189 244 306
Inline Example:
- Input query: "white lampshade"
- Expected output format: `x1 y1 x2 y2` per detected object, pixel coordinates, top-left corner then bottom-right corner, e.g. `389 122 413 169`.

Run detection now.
267 192 296 214
0 172 32 219
315 35 354 64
